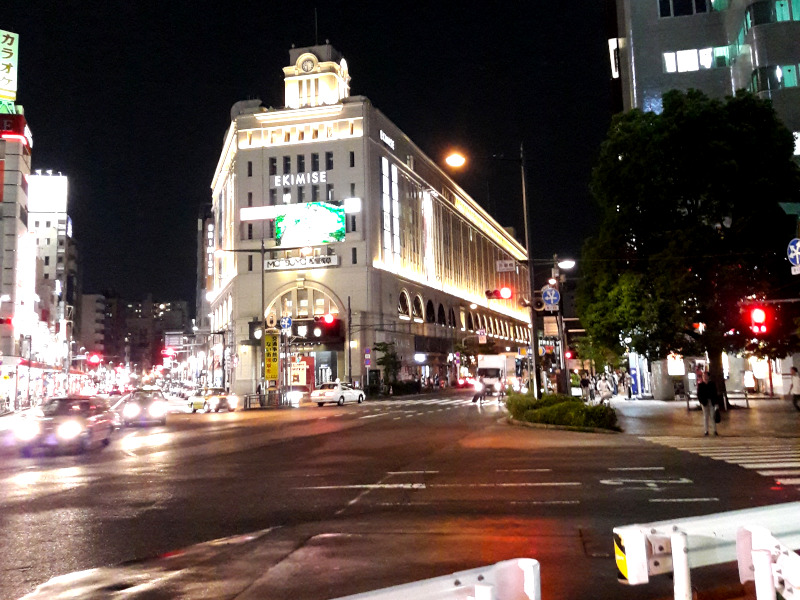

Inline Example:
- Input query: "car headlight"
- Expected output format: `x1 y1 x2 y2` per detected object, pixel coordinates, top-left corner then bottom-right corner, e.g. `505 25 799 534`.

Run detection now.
57 420 84 440
148 401 167 418
123 403 141 418
227 396 238 407
494 382 502 391
474 382 484 392
210 397 219 406
14 419 41 441
287 391 303 403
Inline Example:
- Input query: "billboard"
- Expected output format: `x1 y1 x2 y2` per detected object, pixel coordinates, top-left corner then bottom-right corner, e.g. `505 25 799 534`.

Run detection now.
0 30 19 102
264 334 279 380
275 202 345 247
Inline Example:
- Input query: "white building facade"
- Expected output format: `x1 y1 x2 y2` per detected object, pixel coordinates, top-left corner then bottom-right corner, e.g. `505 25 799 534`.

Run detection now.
207 44 532 395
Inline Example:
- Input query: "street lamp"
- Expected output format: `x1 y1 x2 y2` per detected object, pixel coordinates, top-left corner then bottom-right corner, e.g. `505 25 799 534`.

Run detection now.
548 254 575 394
445 145 542 397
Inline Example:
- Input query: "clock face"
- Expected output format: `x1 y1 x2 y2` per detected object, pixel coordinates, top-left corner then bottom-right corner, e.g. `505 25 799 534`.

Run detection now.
301 59 314 72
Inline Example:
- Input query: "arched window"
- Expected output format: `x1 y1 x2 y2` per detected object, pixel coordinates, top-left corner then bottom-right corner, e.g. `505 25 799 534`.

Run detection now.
466 313 474 331
425 300 436 323
398 291 411 318
412 296 424 321
437 304 446 325
448 308 457 327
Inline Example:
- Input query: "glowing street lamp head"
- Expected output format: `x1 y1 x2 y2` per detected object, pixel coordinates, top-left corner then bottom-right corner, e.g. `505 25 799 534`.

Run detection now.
445 153 466 168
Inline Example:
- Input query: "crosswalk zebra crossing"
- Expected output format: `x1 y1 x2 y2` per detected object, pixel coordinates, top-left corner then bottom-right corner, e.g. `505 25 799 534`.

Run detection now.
372 397 486 407
641 436 800 491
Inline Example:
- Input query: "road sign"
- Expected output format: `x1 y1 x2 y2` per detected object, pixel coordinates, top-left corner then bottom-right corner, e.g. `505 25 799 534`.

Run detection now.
264 334 279 379
266 313 277 327
788 238 800 266
279 316 292 330
496 259 516 273
542 286 560 311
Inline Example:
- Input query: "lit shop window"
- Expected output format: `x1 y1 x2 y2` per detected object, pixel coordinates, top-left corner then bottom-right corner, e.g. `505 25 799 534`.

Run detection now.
663 46 729 73
794 132 800 156
751 64 800 92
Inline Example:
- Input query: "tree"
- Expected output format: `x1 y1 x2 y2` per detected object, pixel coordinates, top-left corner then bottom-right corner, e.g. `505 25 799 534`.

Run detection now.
579 89 800 392
373 341 402 384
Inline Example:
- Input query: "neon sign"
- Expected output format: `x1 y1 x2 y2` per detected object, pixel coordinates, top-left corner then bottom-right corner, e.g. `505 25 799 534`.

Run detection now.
275 202 344 247
272 171 327 187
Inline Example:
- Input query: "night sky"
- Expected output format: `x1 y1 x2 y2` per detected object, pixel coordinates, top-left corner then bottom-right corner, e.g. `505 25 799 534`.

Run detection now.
5 2 616 305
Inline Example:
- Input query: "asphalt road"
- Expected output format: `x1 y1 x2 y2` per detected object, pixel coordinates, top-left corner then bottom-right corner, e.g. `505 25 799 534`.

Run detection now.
0 392 798 599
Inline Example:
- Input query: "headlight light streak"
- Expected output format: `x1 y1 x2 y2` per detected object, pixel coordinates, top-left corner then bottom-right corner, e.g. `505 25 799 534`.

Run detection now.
123 403 142 418
13 419 41 441
57 420 84 440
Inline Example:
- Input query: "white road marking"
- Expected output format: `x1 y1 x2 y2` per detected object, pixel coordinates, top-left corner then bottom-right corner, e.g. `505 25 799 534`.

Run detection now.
496 468 552 473
430 482 581 488
607 467 665 471
510 500 580 505
741 461 800 469
757 469 800 476
358 413 386 420
301 483 427 490
649 498 719 503
777 478 800 485
600 478 692 486
387 471 439 475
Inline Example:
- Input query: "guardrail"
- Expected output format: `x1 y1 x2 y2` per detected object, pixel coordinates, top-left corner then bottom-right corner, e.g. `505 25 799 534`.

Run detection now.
614 501 800 600
330 558 541 600
242 391 292 409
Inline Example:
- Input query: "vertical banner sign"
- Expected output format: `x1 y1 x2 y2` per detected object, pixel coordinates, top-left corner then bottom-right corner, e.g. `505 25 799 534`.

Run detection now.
0 30 19 101
264 334 279 380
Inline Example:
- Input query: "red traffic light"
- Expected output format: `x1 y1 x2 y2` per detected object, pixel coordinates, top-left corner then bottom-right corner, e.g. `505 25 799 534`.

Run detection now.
749 306 769 334
88 353 102 365
564 349 573 360
314 313 335 325
486 288 513 300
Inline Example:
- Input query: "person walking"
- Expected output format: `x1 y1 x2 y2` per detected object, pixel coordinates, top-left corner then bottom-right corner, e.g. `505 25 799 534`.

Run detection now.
597 375 613 405
580 372 591 401
789 366 800 411
697 371 719 436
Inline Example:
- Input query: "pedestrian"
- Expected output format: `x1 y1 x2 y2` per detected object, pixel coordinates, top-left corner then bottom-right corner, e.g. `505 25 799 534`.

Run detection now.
580 372 590 401
696 371 719 436
789 367 800 411
597 375 613 405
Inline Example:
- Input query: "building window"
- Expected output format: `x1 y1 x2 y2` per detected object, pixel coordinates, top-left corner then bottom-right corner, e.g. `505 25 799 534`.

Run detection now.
297 154 305 172
247 223 253 240
269 189 277 205
247 161 253 177
269 157 277 176
34 221 39 227
659 0 709 16
44 256 50 265
298 186 305 202
325 151 334 170
311 153 319 171
283 188 291 203
350 215 356 232
247 192 253 207
326 183 334 202
283 155 291 173
44 273 49 279
350 183 356 196
57 256 63 264
351 248 357 264
46 221 51 227
349 151 355 167
312 185 319 202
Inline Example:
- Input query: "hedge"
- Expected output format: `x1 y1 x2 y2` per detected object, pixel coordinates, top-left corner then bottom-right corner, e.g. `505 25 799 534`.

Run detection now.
506 391 619 431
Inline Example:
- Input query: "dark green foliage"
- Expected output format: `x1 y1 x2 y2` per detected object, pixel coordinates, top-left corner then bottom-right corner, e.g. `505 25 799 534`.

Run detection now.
373 342 402 383
521 402 619 430
505 392 580 420
580 89 800 379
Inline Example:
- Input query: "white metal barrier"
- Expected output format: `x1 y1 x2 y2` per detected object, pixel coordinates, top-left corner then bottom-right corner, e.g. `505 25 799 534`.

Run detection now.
331 558 541 600
614 502 800 600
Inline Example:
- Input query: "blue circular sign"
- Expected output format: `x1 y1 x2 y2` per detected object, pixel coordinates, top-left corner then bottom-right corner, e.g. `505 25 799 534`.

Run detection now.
788 238 800 266
279 316 292 330
542 286 560 306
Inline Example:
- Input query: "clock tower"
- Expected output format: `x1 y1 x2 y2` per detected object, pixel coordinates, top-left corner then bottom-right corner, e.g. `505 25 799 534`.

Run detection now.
283 43 350 109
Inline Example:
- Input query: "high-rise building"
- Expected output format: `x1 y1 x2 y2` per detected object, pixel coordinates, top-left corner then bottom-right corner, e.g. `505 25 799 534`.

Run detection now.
611 0 800 154
206 44 531 395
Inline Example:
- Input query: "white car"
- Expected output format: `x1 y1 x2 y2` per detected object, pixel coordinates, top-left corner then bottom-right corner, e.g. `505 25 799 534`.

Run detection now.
311 382 365 406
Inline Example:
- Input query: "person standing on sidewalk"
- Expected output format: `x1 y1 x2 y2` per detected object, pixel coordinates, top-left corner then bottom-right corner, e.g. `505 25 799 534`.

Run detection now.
697 371 719 436
789 367 800 411
597 375 613 405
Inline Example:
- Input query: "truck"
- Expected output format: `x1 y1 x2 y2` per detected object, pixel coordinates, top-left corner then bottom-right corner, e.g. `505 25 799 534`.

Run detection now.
476 354 517 396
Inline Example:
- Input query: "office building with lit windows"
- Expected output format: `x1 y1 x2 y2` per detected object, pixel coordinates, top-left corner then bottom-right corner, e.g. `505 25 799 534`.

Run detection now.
611 0 800 154
206 44 531 395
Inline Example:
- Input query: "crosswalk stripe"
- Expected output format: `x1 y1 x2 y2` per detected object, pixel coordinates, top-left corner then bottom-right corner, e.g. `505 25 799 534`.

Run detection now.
641 436 800 492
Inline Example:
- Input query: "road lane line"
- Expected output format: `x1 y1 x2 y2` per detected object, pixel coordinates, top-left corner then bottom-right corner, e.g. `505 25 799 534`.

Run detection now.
740 461 800 469
387 471 439 475
608 467 665 471
776 478 800 485
510 500 580 505
757 469 800 476
430 482 581 488
649 498 719 503
299 483 427 490
496 468 552 473
358 413 386 419
600 478 692 485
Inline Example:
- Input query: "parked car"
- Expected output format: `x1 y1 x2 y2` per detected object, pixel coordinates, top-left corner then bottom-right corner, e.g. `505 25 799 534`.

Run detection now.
311 381 365 406
14 396 115 457
187 388 238 413
118 388 170 426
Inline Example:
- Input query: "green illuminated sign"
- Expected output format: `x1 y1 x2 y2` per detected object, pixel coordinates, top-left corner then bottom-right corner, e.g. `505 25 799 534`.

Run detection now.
275 202 345 247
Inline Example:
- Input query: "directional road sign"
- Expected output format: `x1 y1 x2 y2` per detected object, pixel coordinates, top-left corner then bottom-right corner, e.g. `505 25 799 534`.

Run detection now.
542 286 560 311
788 238 800 275
279 316 293 330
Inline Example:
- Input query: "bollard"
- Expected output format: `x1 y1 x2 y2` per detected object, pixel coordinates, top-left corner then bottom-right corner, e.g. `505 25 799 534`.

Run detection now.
671 529 691 600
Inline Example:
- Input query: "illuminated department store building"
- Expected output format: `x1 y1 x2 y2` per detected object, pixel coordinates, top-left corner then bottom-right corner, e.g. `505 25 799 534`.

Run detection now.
206 44 530 394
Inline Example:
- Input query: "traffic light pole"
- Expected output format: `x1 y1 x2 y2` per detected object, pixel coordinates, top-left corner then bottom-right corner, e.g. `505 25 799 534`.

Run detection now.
520 144 542 398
